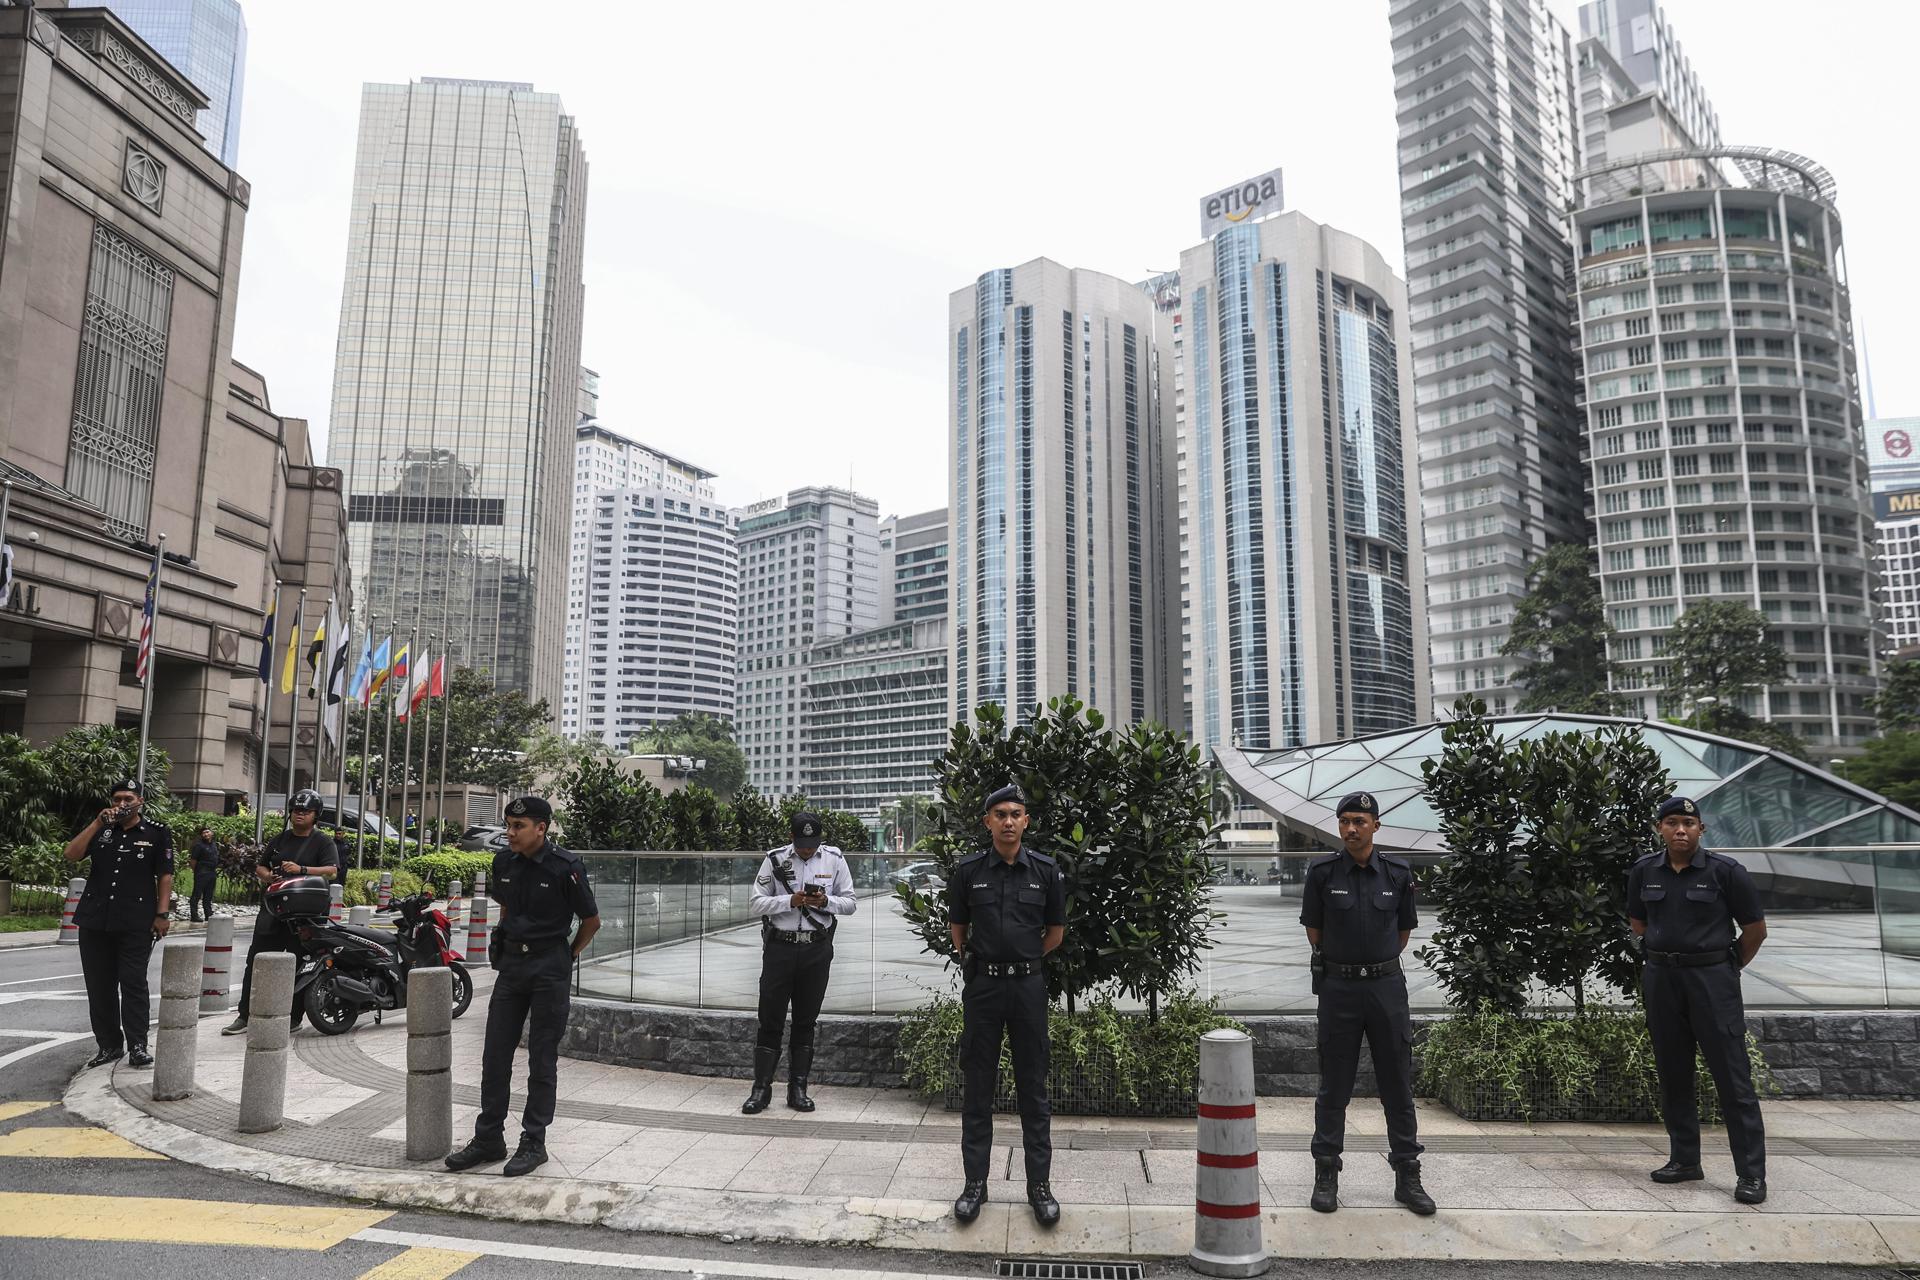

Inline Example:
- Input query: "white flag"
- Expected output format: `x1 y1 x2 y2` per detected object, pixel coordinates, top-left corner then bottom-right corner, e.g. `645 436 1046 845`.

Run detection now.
0 542 11 610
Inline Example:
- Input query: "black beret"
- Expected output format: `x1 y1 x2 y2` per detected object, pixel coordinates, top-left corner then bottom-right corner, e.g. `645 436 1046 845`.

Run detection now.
982 783 1027 814
1335 791 1380 818
1656 795 1702 822
790 812 823 844
505 795 552 823
110 779 142 798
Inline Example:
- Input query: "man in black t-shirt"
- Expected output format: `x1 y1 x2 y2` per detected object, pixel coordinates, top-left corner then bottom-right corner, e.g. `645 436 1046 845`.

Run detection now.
222 790 340 1034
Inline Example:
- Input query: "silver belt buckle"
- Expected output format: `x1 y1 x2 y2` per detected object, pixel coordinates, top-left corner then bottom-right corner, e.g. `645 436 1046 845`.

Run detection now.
519 942 530 954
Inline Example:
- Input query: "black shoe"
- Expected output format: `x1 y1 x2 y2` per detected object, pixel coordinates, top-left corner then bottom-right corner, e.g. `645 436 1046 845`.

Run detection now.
788 1043 815 1111
1393 1159 1437 1215
1310 1156 1339 1213
84 1046 123 1070
503 1143 547 1177
444 1138 508 1172
127 1045 153 1068
221 1017 248 1036
1650 1161 1705 1184
1735 1177 1767 1205
953 1179 988 1223
741 1083 773 1114
743 1045 779 1114
1028 1180 1060 1227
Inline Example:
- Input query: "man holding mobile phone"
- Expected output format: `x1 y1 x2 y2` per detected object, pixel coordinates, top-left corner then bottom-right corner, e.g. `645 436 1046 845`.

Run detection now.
741 812 856 1114
64 780 173 1069
222 789 339 1035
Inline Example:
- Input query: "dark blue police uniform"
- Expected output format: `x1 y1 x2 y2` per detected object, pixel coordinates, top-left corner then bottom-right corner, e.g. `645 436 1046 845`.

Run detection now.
949 843 1065 1188
1627 837 1767 1183
73 815 173 1057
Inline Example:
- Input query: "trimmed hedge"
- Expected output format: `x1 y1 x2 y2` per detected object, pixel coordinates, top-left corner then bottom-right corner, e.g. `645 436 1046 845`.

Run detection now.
400 851 496 891
342 868 425 907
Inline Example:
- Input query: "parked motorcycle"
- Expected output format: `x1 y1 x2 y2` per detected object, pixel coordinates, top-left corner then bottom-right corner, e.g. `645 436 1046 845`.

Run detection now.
263 876 473 1036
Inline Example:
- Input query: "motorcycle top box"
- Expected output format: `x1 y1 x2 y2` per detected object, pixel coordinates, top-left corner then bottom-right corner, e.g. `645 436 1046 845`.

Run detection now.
265 874 331 921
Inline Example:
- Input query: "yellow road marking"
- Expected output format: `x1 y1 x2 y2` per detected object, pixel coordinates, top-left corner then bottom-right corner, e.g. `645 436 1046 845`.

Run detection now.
355 1246 483 1280
0 1125 164 1159
0 1192 390 1249
0 1100 55 1123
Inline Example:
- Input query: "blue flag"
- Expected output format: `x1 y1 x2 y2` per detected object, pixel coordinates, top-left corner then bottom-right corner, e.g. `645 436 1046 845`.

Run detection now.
349 632 375 706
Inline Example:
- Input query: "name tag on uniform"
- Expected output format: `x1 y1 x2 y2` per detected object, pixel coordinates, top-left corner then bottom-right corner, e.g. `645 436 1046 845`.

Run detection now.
973 882 989 889
1330 889 1350 896
1028 883 1040 890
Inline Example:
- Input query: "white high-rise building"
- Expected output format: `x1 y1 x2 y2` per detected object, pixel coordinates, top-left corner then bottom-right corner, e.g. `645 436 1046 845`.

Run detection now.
1866 418 1920 657
738 487 881 795
563 423 737 745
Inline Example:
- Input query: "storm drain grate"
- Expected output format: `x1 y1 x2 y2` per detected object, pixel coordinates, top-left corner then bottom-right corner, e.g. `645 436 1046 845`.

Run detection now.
996 1262 1145 1280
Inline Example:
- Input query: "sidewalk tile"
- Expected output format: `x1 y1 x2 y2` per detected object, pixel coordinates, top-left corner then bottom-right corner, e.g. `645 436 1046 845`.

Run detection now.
654 1133 771 1189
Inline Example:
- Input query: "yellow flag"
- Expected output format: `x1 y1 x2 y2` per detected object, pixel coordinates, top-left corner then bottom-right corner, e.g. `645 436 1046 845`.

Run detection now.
279 604 303 694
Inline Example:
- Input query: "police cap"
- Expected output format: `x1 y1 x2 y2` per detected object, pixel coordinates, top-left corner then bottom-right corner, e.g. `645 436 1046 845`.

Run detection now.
1335 791 1380 818
109 779 142 798
505 795 553 824
1656 795 1702 822
982 783 1027 815
790 812 823 847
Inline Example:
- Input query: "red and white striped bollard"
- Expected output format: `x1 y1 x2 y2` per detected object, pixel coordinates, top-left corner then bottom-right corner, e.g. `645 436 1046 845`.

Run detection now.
58 878 85 944
1190 1028 1268 1277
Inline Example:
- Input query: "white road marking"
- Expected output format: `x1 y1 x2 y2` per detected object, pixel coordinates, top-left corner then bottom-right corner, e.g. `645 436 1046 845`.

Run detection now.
0 1032 90 1070
0 973 82 987
0 993 89 1006
0 945 63 953
351 1226 983 1280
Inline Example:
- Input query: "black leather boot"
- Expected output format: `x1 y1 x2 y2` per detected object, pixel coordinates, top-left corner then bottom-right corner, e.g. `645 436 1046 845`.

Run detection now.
1394 1159 1437 1215
787 1041 815 1112
1310 1156 1339 1213
953 1179 988 1222
742 1046 778 1114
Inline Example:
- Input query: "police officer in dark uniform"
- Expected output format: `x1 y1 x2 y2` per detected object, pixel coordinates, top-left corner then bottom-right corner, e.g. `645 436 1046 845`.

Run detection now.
447 795 599 1178
742 812 856 1114
1629 795 1768 1204
1301 791 1434 1216
63 779 174 1069
948 783 1066 1227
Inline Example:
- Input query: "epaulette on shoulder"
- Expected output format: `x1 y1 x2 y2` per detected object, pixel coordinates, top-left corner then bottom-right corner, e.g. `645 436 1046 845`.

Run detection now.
1025 849 1056 866
1307 851 1342 868
1376 851 1412 870
1631 849 1665 867
954 849 990 869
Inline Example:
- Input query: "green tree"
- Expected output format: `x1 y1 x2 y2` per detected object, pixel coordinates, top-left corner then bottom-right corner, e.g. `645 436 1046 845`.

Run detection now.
626 712 746 799
346 666 551 794
37 726 171 835
1500 542 1621 714
1836 731 1920 810
1665 600 1787 705
0 735 54 854
1870 659 1920 732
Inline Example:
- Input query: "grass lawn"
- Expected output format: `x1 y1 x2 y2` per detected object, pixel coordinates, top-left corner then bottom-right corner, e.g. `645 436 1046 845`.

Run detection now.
0 914 63 933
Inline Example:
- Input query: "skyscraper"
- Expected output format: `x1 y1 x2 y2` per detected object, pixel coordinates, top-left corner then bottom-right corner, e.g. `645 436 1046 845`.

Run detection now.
564 423 738 746
1866 419 1920 656
112 0 248 167
1389 0 1587 716
1176 210 1429 755
737 487 881 794
329 78 588 713
948 261 1173 729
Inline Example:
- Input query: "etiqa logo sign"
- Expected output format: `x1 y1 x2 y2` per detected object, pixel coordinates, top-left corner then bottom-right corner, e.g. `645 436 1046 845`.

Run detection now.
1200 168 1284 238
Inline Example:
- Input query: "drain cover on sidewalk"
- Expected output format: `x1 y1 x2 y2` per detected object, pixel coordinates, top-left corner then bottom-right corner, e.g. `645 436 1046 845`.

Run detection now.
996 1263 1145 1280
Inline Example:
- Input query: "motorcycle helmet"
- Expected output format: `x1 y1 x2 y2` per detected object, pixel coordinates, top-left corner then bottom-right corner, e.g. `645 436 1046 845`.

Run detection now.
289 788 323 813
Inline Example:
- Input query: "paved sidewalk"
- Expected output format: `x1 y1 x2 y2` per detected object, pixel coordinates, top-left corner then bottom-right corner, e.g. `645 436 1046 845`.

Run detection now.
63 982 1920 1266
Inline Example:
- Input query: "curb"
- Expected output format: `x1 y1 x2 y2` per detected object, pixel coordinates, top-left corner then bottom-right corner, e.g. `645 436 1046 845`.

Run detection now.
60 1069 1920 1265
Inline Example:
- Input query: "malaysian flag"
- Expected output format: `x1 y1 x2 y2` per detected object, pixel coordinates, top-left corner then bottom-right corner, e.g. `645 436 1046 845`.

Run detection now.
134 547 161 681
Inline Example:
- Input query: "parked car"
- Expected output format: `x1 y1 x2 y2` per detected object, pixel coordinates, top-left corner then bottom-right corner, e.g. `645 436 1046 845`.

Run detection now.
319 804 399 841
455 825 509 853
890 860 944 893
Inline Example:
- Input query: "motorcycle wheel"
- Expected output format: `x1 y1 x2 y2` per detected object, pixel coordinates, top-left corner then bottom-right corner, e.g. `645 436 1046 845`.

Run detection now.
449 963 473 1019
303 974 360 1036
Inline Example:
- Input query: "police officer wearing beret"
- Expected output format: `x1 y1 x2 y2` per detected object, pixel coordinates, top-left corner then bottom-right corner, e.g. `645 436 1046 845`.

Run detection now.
948 783 1067 1227
741 812 856 1114
1629 796 1769 1203
447 795 599 1178
63 780 173 1069
1301 792 1434 1216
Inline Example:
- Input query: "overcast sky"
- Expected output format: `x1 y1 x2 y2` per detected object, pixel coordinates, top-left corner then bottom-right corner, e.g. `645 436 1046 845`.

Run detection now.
228 0 1917 519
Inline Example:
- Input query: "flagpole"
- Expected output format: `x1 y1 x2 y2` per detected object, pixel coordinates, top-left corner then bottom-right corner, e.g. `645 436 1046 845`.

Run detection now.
353 625 377 871
436 662 453 842
134 534 166 791
331 610 352 849
397 625 421 864
379 627 407 863
282 585 307 802
416 656 436 849
253 579 279 845
310 592 333 799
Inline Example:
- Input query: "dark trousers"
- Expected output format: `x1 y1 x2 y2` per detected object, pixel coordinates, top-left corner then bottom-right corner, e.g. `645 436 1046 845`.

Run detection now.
1312 972 1423 1166
960 971 1051 1184
1644 959 1766 1179
77 927 154 1053
755 936 834 1059
189 871 217 921
235 923 297 1019
475 945 572 1148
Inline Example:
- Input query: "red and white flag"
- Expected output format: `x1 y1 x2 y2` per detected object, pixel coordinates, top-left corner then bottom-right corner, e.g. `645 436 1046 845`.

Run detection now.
134 545 161 682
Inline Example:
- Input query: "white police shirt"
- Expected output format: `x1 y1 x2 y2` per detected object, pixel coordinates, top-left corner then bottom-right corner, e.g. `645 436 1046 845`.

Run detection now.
749 844 857 931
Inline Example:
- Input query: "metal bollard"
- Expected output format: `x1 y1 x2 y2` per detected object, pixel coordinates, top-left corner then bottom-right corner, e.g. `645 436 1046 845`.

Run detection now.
1189 1029 1268 1278
465 895 489 967
447 880 464 931
328 883 344 924
238 951 295 1133
376 870 393 911
404 965 453 1161
58 878 84 944
199 915 235 1014
152 940 201 1100
349 904 373 927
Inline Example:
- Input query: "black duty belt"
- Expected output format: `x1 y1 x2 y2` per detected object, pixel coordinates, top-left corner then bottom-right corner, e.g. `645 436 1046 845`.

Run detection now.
1328 959 1401 980
1646 948 1730 968
978 960 1041 978
765 927 833 945
503 937 569 957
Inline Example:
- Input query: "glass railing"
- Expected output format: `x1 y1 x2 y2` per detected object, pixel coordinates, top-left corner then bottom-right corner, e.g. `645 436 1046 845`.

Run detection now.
566 847 1920 1014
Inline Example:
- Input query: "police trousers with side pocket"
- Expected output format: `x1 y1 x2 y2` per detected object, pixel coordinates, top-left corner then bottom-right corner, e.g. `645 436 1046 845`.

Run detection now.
960 970 1051 1184
1644 958 1766 1179
1312 971 1423 1167
755 934 834 1057
476 944 572 1147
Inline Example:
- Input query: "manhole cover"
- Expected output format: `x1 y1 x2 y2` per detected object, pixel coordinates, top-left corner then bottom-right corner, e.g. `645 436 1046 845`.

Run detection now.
996 1263 1145 1280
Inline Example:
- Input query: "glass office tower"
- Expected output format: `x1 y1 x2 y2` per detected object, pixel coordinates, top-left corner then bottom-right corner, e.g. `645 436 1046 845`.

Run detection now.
113 0 247 166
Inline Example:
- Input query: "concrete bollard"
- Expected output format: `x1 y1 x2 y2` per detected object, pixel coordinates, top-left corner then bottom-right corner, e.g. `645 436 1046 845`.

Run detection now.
376 870 393 911
1189 1028 1268 1278
238 951 295 1134
474 870 486 900
199 915 235 1014
58 878 85 944
405 965 454 1161
446 880 464 931
328 883 344 924
152 940 201 1101
349 904 373 927
464 894 490 967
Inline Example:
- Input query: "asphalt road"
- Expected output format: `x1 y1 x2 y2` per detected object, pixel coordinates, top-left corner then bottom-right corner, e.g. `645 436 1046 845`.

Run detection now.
0 938 1910 1279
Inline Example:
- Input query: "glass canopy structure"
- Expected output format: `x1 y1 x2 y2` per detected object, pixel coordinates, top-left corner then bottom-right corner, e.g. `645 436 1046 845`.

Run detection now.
1215 714 1920 853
